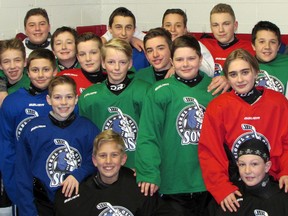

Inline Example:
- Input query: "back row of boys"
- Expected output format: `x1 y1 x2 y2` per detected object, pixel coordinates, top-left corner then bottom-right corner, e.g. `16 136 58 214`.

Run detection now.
0 2 288 216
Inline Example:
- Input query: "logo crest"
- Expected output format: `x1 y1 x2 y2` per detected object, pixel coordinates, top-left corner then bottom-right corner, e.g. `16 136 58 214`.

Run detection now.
176 97 205 145
255 70 284 93
232 124 270 159
46 139 81 187
103 107 138 151
97 202 134 216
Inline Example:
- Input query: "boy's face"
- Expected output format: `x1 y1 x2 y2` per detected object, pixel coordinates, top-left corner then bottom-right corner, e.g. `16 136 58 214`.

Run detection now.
162 13 187 41
92 141 127 184
238 154 271 187
28 58 57 90
172 47 202 80
102 47 132 84
53 31 76 62
145 36 171 71
76 40 101 73
0 49 26 84
210 13 238 44
47 83 78 121
25 15 50 45
226 58 257 94
252 30 280 62
109 16 135 43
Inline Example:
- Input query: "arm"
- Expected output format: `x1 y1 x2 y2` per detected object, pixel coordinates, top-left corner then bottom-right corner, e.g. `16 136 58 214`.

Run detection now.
207 76 230 96
0 77 8 107
15 128 38 216
198 41 215 78
135 89 163 194
198 102 238 203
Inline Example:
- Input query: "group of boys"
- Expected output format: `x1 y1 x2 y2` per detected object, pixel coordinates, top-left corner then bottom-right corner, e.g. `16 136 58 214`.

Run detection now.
0 2 287 216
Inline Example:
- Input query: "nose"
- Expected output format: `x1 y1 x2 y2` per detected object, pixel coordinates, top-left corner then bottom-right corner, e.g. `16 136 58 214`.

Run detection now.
183 59 188 67
38 70 44 77
115 62 120 70
219 25 224 32
237 74 243 82
61 97 67 104
10 61 16 68
35 24 40 31
170 25 175 32
153 49 159 58
245 165 251 174
106 155 111 163
62 42 67 49
264 42 271 49
86 53 91 62
121 28 127 36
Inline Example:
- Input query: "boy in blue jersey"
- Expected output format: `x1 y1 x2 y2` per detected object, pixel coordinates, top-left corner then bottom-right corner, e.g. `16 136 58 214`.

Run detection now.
15 76 100 216
1 49 57 206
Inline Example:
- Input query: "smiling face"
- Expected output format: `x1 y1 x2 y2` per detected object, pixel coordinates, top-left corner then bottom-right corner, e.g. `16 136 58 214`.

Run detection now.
253 30 280 62
52 31 76 63
102 47 132 84
25 15 50 45
238 154 271 186
28 58 57 90
145 36 171 71
172 47 202 80
0 49 26 84
92 141 127 184
210 12 238 44
47 83 78 121
227 58 257 94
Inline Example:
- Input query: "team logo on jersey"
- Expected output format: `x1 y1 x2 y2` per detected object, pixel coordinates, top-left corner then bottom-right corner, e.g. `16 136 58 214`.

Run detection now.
46 139 81 187
231 124 270 159
214 63 223 76
97 202 133 216
255 70 284 93
254 209 268 216
103 107 138 151
16 108 39 140
176 97 205 145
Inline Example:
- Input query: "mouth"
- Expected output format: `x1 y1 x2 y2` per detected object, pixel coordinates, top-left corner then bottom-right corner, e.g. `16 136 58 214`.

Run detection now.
152 59 162 65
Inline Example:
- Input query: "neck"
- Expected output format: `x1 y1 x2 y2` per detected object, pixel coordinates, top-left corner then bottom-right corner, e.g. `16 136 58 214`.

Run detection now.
58 58 77 69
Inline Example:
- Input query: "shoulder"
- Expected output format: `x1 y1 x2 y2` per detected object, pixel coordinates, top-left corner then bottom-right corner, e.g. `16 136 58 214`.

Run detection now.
80 83 104 99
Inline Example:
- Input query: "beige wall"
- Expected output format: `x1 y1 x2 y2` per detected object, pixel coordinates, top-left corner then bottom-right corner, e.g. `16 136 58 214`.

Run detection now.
1 0 288 40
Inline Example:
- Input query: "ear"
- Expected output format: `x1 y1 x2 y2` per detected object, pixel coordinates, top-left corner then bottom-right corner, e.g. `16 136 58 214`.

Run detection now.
234 21 238 33
121 154 127 166
170 58 174 68
92 155 98 167
252 43 256 52
128 59 133 70
265 161 272 173
75 94 78 105
101 58 106 70
52 69 57 77
46 94 52 105
24 58 27 67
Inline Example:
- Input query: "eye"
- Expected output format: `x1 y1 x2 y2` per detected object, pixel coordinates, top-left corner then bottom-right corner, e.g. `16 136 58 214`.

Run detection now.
111 153 120 158
228 72 237 78
146 49 153 54
238 163 245 167
98 154 106 159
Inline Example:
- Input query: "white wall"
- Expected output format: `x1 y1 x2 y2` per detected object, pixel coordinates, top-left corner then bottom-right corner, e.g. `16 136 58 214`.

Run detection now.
1 0 288 40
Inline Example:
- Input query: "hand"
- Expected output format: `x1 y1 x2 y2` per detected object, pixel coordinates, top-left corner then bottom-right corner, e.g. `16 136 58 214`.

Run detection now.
131 37 144 52
207 76 230 95
138 182 159 196
164 67 174 79
279 175 288 192
61 175 79 197
220 190 242 212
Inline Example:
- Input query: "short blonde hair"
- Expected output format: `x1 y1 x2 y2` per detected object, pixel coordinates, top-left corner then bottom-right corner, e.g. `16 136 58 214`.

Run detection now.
101 38 132 61
93 130 125 156
210 3 236 21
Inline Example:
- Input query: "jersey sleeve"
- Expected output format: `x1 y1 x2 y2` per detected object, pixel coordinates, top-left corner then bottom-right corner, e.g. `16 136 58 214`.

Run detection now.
135 88 164 186
199 41 215 77
1 98 18 203
276 97 288 179
198 100 238 203
15 125 38 216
